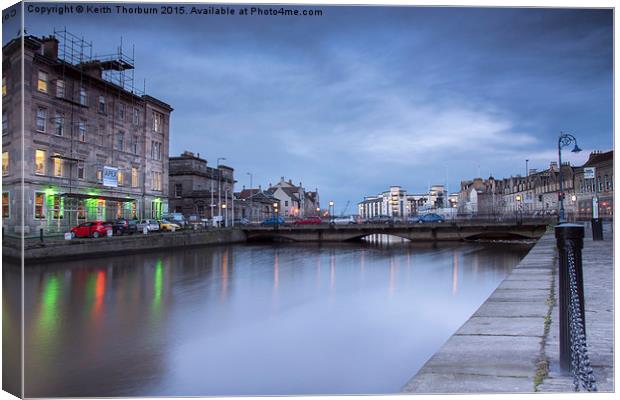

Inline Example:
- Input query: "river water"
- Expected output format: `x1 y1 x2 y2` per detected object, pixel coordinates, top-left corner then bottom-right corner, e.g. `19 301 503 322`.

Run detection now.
3 238 531 397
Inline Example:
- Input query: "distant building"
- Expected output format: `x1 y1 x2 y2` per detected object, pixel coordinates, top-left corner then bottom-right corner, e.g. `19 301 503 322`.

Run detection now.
2 32 172 236
234 187 278 222
573 150 613 219
266 177 320 218
358 184 448 219
168 151 234 224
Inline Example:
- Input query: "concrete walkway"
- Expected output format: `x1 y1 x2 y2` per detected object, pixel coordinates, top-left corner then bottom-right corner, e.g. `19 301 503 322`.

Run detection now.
403 223 614 393
538 224 614 392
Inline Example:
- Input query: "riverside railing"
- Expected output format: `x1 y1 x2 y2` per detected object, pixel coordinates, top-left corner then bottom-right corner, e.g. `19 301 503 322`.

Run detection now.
555 223 597 391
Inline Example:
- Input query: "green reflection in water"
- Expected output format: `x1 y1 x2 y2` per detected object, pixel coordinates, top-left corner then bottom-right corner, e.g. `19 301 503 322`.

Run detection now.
37 274 60 343
152 259 164 312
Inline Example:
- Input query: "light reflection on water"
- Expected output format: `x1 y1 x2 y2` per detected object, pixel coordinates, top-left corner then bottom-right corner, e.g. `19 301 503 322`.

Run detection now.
3 238 531 397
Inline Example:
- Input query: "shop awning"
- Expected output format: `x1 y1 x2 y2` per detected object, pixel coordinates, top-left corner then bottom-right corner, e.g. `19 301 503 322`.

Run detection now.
60 193 136 203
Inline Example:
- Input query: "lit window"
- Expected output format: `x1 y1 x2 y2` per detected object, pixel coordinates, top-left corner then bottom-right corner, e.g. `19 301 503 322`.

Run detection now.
98 96 105 113
153 172 162 191
37 71 48 93
2 76 6 97
117 171 124 186
34 193 45 219
77 163 85 179
54 112 64 136
96 169 103 182
36 108 47 132
53 154 62 177
115 131 124 151
35 150 46 175
56 80 65 98
131 167 138 187
79 88 87 105
2 192 9 219
153 111 163 133
2 111 7 135
2 151 8 176
78 120 86 142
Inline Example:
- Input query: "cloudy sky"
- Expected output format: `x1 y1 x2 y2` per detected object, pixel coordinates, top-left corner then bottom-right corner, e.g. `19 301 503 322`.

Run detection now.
6 3 613 209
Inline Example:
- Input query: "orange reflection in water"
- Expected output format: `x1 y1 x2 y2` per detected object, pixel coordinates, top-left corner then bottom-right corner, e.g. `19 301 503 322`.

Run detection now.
273 252 280 291
94 270 106 316
220 250 229 301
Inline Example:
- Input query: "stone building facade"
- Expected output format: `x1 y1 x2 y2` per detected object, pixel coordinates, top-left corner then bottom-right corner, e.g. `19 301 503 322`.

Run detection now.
2 34 172 236
266 177 320 218
168 151 235 224
573 150 613 219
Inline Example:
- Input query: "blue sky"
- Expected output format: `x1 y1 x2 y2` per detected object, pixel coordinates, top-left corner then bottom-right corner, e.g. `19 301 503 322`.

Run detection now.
4 3 613 209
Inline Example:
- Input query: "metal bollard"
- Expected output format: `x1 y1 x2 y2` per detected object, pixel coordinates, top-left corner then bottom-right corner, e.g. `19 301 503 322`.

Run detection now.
591 218 603 241
555 223 586 372
40 228 44 243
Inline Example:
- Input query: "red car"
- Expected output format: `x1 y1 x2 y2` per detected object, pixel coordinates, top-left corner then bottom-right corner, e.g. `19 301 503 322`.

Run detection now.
70 221 112 238
294 216 323 225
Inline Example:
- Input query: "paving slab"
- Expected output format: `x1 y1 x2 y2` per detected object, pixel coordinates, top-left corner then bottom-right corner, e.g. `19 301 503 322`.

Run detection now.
473 301 548 318
457 316 545 336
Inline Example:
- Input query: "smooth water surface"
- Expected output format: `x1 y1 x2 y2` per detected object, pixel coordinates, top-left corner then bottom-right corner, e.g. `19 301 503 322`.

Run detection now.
3 239 531 396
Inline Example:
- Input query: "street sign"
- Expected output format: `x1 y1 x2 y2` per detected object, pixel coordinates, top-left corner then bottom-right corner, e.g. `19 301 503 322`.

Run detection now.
103 166 118 187
584 167 596 179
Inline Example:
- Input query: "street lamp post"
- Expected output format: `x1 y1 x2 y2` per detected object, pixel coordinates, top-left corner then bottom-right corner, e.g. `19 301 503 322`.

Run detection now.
557 132 581 223
516 194 522 224
217 157 226 226
222 203 227 227
247 172 253 222
329 200 334 222
273 202 279 229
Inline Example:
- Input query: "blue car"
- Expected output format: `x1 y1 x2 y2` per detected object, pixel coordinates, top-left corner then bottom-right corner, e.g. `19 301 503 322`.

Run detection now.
418 213 445 223
261 216 285 226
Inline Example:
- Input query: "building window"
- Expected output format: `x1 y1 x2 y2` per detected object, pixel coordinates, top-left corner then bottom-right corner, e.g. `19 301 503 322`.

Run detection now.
77 163 85 179
36 108 47 132
598 176 603 192
131 135 139 154
54 112 64 136
153 111 164 133
34 192 45 219
131 167 138 188
115 131 124 151
35 150 46 175
53 155 62 177
79 87 87 106
2 192 9 219
37 71 48 93
2 151 8 176
78 120 86 142
2 76 6 97
133 108 140 125
98 95 105 113
151 141 161 160
96 169 103 182
153 172 162 191
174 183 182 197
56 80 65 98
117 171 124 186
117 103 125 121
2 111 7 135
605 175 610 191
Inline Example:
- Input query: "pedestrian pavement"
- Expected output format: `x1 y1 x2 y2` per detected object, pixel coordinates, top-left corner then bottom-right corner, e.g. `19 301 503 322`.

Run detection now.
402 221 614 394
537 222 614 392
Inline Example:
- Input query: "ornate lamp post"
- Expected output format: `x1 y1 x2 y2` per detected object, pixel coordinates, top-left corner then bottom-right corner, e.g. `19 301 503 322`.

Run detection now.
557 132 581 223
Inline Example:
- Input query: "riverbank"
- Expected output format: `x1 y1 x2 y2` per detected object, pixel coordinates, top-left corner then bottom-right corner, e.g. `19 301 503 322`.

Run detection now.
402 223 614 393
3 229 247 263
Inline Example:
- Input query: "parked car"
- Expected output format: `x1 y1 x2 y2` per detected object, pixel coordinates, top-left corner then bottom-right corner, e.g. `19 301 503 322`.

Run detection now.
70 221 112 238
163 213 187 227
261 216 285 226
365 215 394 224
418 213 445 223
331 216 357 225
137 219 160 232
108 218 139 235
159 219 181 231
235 218 251 225
294 216 323 225
406 216 421 223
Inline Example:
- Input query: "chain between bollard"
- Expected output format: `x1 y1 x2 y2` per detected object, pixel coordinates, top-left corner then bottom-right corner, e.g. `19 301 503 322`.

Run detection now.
565 243 597 392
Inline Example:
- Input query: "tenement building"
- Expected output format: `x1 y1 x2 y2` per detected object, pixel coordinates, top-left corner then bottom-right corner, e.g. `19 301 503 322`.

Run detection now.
2 32 172 236
168 151 235 225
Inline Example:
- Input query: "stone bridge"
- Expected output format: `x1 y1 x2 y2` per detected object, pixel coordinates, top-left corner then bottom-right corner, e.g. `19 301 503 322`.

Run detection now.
243 221 551 242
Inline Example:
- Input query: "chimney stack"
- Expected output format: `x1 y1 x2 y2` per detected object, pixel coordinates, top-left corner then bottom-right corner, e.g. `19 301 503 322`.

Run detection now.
42 36 59 60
